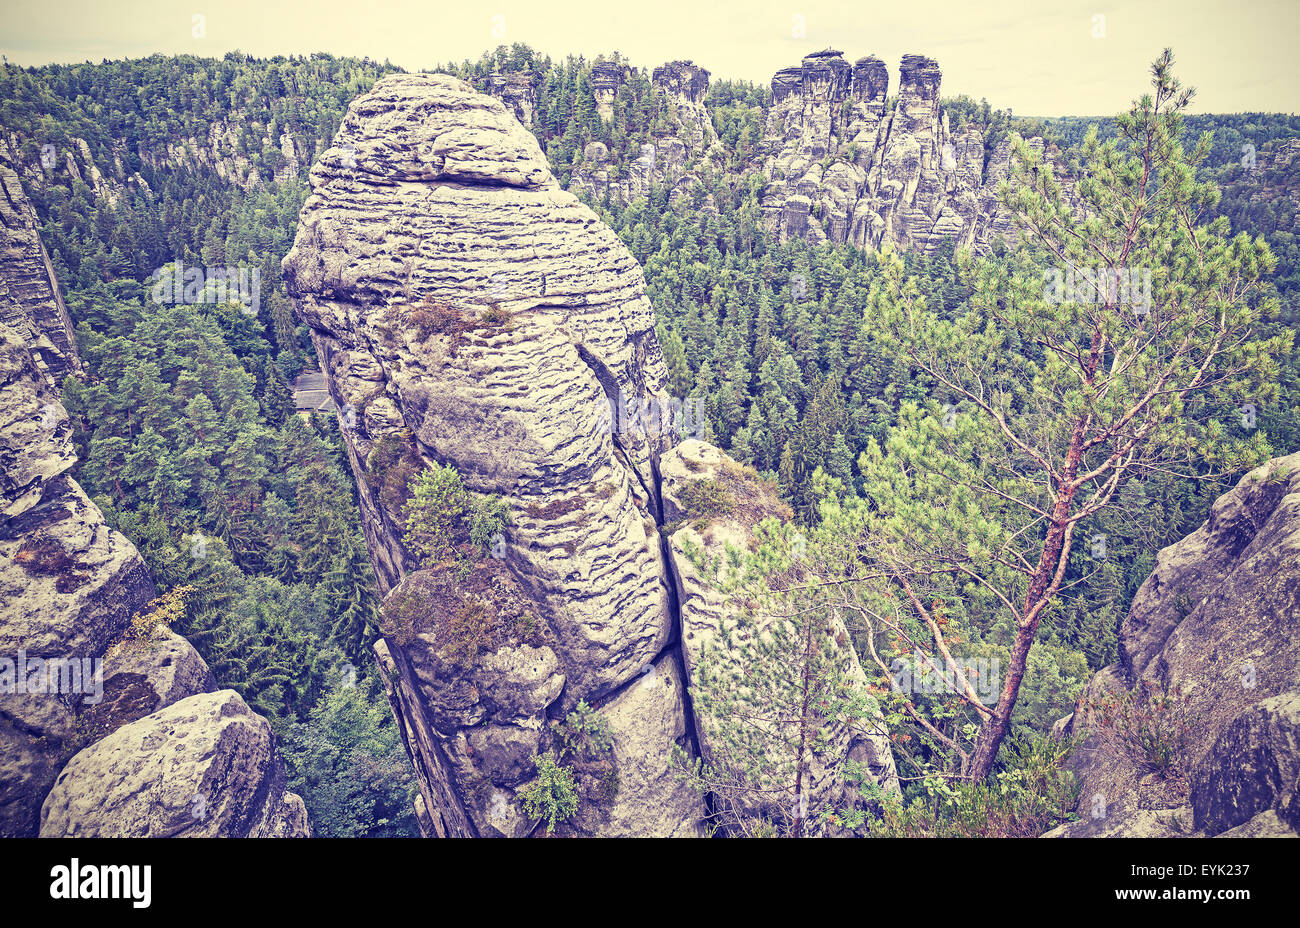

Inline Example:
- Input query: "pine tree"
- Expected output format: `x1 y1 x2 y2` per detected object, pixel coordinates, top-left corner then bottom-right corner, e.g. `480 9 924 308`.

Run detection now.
859 51 1287 780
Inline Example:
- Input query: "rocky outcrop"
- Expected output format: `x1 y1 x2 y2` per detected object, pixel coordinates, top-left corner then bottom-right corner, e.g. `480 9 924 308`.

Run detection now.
0 165 308 835
40 690 310 837
285 72 699 836
1046 453 1300 838
760 50 1069 254
0 141 81 385
590 60 629 122
284 73 896 836
651 61 715 148
0 320 158 836
662 440 898 835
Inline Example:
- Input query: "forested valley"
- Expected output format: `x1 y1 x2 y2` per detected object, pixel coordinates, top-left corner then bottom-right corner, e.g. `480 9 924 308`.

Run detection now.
3 44 1297 836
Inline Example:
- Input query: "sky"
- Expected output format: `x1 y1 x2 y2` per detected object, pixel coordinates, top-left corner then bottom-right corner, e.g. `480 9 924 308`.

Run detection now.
1 0 1297 116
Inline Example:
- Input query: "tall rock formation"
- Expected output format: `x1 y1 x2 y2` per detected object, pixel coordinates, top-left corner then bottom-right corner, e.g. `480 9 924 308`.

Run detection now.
590 60 629 122
1045 453 1300 837
284 73 896 837
760 50 1065 254
489 70 538 128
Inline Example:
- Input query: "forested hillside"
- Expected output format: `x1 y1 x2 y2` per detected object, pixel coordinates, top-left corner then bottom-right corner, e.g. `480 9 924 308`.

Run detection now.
1 53 415 836
3 45 1297 836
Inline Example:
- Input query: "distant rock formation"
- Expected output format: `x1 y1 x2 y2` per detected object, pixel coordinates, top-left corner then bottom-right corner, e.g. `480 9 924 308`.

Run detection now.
1045 453 1300 838
285 73 896 836
489 70 538 128
0 141 81 385
590 60 629 122
760 50 1061 254
570 61 718 208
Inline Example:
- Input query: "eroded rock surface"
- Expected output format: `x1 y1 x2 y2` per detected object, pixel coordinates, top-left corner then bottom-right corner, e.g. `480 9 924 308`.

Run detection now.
40 689 310 837
0 142 81 384
285 73 700 836
1049 453 1300 838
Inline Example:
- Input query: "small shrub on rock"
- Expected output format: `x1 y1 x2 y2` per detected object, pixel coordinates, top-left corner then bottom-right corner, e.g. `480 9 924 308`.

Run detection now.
519 750 580 834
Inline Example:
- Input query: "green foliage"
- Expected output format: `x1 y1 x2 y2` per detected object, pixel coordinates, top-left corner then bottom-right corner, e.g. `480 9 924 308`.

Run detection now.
281 678 420 837
674 518 890 837
867 733 1081 837
675 477 736 519
560 700 615 754
401 461 511 566
402 462 468 564
468 495 511 553
519 750 580 835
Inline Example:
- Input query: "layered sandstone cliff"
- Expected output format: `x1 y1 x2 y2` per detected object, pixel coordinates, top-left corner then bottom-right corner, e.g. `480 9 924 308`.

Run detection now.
760 50 1062 254
284 73 897 837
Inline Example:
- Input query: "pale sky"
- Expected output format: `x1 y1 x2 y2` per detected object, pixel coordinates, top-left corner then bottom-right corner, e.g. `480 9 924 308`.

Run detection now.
1 0 1296 115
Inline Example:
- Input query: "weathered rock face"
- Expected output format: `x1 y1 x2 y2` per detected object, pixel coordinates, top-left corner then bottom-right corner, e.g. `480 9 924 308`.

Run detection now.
0 320 158 836
283 73 672 690
760 50 1067 254
662 441 898 835
0 141 81 385
40 690 309 837
0 161 308 836
590 60 629 122
1046 453 1300 838
285 74 896 836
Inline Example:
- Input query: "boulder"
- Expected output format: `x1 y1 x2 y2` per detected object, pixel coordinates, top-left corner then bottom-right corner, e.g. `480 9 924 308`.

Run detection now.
39 690 310 838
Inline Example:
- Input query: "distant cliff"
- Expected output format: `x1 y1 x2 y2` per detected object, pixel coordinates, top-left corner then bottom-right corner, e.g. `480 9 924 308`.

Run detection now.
484 49 1075 256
